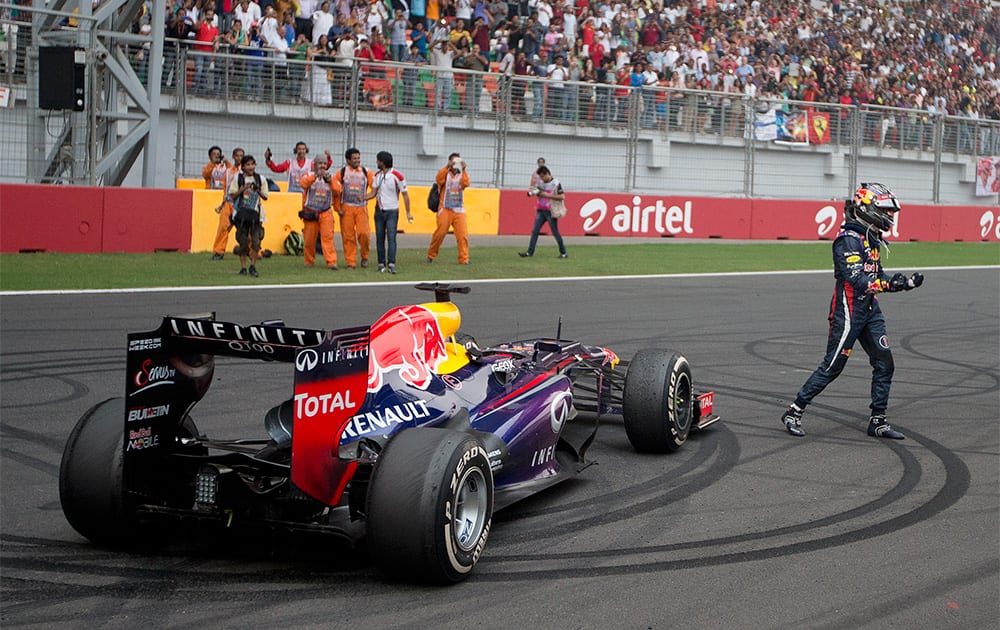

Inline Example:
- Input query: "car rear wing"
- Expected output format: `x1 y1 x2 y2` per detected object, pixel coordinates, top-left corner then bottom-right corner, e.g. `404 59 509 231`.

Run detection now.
157 314 333 363
122 314 368 471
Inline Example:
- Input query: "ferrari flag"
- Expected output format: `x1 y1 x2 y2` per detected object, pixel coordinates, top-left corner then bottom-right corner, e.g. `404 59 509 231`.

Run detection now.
808 111 831 145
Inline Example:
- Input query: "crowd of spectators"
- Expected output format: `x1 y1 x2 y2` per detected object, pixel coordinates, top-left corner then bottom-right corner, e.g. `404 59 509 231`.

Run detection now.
149 0 998 122
3 0 996 123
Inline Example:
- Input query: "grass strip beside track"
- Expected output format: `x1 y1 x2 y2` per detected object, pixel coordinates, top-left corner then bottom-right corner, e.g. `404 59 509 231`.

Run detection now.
1 242 997 291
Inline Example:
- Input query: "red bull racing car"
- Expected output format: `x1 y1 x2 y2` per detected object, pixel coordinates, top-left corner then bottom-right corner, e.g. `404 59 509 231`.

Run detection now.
60 284 719 583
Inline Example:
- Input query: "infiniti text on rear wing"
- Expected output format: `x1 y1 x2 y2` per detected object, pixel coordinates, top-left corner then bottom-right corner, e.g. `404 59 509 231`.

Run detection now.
160 315 332 363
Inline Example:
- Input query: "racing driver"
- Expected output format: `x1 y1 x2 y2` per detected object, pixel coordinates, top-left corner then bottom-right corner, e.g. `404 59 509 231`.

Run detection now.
781 182 924 440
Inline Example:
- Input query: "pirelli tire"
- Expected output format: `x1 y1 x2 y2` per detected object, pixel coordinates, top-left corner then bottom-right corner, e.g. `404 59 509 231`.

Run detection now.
59 397 200 546
622 349 694 453
366 428 494 584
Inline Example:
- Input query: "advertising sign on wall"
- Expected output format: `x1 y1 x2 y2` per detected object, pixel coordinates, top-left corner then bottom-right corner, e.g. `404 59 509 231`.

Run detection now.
499 190 1000 242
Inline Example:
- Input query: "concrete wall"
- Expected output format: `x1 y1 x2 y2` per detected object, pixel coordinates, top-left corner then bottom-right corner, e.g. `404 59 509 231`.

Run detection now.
3 99 994 207
163 105 993 206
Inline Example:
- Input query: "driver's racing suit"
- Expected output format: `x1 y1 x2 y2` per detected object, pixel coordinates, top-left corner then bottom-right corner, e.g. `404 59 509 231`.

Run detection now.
792 223 899 415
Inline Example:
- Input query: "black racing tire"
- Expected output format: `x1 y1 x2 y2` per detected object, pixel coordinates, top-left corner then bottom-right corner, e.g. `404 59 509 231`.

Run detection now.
59 398 201 546
59 398 135 545
366 428 494 584
622 349 694 453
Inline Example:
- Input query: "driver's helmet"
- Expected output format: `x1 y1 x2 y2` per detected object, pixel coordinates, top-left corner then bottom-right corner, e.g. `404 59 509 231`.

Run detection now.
845 182 900 232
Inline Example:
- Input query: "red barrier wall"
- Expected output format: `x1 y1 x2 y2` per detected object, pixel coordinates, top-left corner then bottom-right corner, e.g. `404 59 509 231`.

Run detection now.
939 205 1000 241
2 184 996 253
1 184 105 253
0 184 193 253
499 190 1000 242
749 199 946 241
102 188 192 252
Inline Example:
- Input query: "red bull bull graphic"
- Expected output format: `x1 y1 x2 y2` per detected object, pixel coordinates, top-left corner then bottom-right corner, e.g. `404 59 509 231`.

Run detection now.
367 304 453 392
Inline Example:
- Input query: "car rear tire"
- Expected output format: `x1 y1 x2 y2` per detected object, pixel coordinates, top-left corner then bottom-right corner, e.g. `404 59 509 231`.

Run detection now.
367 428 494 583
59 397 200 546
622 349 694 453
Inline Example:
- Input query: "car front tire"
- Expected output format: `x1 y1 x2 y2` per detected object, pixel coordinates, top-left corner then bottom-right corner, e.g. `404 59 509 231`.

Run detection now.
622 349 694 453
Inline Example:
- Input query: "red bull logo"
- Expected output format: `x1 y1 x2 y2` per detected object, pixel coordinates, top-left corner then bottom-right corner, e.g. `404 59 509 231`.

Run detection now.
368 305 450 392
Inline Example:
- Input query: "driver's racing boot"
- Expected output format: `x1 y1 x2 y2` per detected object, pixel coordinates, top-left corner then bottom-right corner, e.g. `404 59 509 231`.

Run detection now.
781 404 805 437
867 414 905 440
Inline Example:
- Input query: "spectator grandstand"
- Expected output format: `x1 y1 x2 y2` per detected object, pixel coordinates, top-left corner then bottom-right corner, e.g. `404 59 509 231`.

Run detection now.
137 0 998 118
0 0 997 197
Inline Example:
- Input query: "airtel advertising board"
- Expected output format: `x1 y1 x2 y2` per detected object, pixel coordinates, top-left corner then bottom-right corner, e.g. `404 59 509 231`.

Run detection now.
498 190 999 242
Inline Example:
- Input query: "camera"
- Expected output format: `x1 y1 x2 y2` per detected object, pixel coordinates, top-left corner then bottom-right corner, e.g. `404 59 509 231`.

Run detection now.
527 187 539 196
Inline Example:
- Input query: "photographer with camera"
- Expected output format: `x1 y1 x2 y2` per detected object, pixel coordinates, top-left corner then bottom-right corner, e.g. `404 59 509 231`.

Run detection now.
297 154 340 270
228 155 268 277
519 164 567 259
426 152 471 265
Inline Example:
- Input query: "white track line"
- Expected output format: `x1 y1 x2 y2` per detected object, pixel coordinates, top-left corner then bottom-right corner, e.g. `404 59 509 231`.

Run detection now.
2 266 996 297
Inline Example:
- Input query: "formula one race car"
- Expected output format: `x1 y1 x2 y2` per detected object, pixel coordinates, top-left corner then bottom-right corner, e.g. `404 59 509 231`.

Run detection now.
60 284 719 583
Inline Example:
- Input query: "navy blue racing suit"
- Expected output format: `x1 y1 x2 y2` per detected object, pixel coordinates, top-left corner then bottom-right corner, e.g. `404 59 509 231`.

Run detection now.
793 223 900 415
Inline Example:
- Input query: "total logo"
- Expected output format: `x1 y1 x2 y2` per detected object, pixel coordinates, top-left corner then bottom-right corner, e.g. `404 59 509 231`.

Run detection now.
294 390 358 418
815 205 899 239
579 196 694 235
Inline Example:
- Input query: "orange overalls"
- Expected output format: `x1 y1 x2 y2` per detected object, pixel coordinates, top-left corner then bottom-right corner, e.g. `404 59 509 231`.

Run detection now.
203 160 235 256
298 172 339 268
332 166 374 268
426 166 471 264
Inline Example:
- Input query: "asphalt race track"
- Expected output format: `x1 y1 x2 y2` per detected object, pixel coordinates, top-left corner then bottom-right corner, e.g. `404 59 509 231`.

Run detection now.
2 269 998 629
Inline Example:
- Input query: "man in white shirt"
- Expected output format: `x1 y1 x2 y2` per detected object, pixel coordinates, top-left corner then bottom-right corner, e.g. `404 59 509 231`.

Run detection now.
312 1 335 45
235 0 262 34
535 0 552 29
430 39 458 111
259 6 282 48
367 151 412 273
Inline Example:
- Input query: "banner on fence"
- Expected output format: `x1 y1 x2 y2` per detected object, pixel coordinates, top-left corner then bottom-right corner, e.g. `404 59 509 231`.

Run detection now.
976 157 1000 196
753 109 778 141
754 109 831 145
808 111 831 145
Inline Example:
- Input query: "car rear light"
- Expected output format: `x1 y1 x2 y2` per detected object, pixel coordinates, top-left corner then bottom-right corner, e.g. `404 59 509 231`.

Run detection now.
195 466 219 507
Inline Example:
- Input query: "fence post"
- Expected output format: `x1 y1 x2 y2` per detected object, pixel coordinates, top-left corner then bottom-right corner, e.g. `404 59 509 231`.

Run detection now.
222 51 230 112
847 105 859 190
625 88 639 191
174 44 187 186
346 61 358 149
493 74 511 188
932 113 944 204
743 95 754 197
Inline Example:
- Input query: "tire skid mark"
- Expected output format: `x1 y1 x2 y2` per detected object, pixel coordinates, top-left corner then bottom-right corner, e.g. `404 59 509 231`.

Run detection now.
495 426 739 544
471 423 969 580
495 421 722 522
1 369 93 408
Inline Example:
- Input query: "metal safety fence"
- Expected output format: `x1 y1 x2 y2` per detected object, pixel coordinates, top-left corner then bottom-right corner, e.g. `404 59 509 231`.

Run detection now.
2 24 999 203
